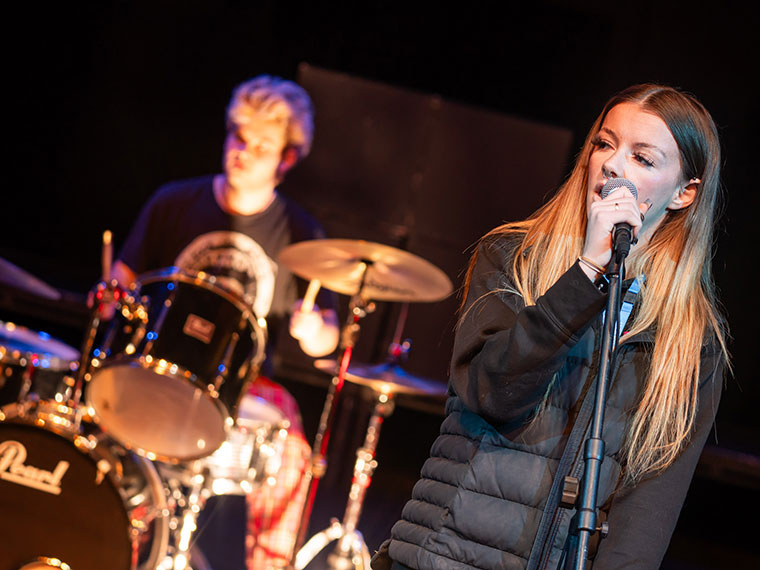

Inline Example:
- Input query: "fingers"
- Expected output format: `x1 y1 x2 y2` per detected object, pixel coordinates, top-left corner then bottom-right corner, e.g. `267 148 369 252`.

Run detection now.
592 187 642 232
583 187 643 267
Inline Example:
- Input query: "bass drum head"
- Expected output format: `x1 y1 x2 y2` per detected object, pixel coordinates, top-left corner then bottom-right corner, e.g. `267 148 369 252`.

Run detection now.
0 417 167 570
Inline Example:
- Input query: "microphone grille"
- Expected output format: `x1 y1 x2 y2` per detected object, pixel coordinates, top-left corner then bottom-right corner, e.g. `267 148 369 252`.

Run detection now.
600 177 638 200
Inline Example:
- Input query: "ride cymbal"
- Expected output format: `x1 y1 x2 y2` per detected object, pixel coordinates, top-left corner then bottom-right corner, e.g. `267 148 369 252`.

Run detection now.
278 239 452 302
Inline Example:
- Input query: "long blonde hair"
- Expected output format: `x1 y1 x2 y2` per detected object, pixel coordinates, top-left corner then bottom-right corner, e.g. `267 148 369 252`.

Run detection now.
465 84 729 481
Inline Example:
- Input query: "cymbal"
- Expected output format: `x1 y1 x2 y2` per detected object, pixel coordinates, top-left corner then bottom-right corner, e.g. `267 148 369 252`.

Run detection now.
0 257 61 300
278 239 453 302
314 358 448 397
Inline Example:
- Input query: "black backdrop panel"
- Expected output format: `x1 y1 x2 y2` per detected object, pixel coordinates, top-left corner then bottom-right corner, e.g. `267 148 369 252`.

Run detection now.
415 97 573 248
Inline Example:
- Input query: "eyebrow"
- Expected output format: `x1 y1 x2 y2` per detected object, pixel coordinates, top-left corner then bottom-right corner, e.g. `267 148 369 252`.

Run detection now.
598 127 668 159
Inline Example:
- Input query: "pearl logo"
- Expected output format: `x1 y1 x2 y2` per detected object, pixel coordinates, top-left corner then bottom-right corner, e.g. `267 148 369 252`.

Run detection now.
0 440 70 495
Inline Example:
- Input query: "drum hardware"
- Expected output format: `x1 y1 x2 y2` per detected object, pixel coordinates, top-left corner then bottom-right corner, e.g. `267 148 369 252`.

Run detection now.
95 286 150 360
294 388 392 570
75 279 139 411
291 265 377 562
298 344 447 570
71 230 121 415
158 459 209 570
211 330 241 396
278 238 453 569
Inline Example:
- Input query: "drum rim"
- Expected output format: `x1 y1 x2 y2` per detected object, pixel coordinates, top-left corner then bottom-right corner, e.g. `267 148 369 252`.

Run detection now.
0 400 83 439
235 393 287 426
134 266 268 368
19 557 73 570
138 266 255 316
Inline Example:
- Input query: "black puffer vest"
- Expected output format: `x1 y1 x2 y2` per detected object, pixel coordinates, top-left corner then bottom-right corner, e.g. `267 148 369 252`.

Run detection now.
388 322 651 570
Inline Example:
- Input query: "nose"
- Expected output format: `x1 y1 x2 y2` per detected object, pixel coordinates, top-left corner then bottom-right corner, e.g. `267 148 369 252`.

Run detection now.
601 151 625 180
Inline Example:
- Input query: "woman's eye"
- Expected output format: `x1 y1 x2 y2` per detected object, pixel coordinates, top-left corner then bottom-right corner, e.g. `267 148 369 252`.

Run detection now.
634 153 655 167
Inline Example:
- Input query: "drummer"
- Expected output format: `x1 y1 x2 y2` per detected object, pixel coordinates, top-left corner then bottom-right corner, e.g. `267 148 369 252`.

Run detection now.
110 74 339 570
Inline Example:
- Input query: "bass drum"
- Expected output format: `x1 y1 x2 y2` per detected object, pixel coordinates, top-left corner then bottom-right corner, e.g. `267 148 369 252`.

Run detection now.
0 404 169 570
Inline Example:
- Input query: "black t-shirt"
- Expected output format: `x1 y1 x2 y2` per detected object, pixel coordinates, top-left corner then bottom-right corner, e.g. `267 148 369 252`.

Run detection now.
118 175 333 369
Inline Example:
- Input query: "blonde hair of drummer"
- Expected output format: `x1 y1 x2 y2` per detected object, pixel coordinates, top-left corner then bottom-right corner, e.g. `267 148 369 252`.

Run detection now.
226 74 315 162
464 83 730 483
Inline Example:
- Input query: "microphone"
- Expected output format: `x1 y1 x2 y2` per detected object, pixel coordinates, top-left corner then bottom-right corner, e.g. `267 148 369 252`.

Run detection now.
600 177 638 259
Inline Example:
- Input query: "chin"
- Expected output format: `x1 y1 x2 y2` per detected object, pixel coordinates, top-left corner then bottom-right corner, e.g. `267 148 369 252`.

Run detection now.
225 171 247 187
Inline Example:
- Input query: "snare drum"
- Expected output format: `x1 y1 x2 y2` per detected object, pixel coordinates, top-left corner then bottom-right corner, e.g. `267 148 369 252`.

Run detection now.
201 393 289 496
0 321 80 408
86 268 267 462
0 403 169 570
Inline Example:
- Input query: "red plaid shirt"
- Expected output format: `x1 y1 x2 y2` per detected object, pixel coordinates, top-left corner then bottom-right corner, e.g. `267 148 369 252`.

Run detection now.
245 377 310 569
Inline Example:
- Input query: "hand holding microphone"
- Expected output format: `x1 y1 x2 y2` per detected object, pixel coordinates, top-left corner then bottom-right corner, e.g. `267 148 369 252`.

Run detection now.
582 177 652 276
601 178 638 260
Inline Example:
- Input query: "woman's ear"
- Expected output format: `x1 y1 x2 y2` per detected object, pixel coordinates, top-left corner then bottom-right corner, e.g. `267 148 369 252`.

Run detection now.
668 177 700 210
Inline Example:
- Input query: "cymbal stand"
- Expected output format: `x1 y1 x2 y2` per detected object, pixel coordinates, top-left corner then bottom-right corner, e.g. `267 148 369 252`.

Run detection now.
292 263 376 563
294 388 395 570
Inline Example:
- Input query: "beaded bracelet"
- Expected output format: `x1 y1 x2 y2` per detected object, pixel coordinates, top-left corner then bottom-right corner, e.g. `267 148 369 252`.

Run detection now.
578 256 606 276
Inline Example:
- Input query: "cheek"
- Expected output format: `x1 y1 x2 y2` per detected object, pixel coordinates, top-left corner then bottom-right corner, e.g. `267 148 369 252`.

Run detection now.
587 153 603 176
634 175 677 208
222 138 237 158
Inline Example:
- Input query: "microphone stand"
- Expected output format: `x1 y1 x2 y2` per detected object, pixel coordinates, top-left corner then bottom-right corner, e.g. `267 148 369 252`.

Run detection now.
568 247 627 570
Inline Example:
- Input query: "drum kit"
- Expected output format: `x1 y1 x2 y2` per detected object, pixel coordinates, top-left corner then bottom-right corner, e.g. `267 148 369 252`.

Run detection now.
0 238 452 570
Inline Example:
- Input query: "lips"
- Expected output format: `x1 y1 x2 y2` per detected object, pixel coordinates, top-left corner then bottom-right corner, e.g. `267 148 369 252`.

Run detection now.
227 155 247 170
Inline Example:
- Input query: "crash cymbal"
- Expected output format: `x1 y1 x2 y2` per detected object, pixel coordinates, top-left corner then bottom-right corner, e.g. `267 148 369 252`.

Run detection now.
0 257 61 300
278 239 453 302
314 358 448 397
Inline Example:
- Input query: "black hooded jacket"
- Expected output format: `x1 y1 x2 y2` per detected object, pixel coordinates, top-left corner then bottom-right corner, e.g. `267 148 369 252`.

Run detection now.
384 235 724 570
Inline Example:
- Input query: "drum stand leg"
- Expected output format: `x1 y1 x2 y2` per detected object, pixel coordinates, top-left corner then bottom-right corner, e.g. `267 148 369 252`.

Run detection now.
164 462 208 570
295 390 394 570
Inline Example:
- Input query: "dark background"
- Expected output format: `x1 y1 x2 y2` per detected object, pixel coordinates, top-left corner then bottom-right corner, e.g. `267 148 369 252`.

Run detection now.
1 2 757 569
